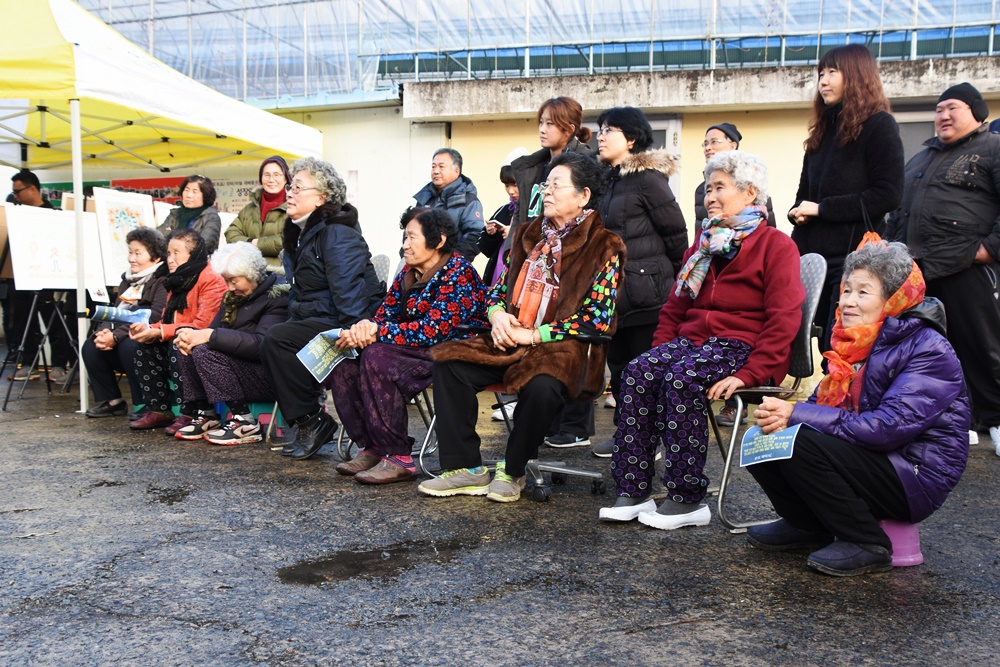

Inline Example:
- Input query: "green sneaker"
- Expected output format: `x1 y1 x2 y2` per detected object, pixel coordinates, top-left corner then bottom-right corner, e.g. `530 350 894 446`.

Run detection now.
417 467 490 497
486 461 525 503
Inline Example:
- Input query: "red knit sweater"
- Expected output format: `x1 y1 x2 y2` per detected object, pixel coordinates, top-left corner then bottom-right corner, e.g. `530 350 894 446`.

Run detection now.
652 224 804 387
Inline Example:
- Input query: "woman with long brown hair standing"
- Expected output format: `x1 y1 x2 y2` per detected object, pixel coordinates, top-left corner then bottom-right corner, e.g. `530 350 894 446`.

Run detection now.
789 44 903 355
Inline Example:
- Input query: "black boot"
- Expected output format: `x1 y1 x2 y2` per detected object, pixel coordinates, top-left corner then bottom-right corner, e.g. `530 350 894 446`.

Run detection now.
289 410 338 460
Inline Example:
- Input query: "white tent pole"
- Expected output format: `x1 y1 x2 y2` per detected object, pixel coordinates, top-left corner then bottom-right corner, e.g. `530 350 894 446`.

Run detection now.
71 98 89 413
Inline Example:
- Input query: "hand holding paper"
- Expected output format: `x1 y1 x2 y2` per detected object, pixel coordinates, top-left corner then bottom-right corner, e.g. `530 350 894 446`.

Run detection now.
754 396 794 434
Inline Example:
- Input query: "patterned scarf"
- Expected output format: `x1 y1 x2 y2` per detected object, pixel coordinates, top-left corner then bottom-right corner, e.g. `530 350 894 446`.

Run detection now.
118 261 164 304
162 237 209 324
817 235 926 408
510 210 591 328
220 290 250 327
674 206 766 299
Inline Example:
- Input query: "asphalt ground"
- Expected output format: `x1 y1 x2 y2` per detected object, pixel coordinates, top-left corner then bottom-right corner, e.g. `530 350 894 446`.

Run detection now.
1 353 998 666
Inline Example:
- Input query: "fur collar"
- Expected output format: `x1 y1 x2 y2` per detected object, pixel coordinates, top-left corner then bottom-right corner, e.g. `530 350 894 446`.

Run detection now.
615 149 678 178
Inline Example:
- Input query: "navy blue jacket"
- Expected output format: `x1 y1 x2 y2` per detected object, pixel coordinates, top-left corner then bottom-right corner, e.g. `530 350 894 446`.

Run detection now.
791 298 970 522
413 175 484 260
281 202 385 325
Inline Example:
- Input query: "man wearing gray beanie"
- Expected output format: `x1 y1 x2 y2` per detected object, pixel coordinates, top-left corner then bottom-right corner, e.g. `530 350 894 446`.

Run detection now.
886 82 1000 455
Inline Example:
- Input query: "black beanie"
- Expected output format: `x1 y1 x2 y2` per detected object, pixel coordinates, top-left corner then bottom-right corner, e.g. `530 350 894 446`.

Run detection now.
938 83 989 122
707 123 742 145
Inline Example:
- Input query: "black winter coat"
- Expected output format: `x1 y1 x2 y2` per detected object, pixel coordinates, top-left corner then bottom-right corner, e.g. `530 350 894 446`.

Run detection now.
477 201 515 285
790 107 904 261
281 201 385 325
885 124 1000 280
599 150 688 327
206 272 289 361
97 268 169 342
693 181 777 240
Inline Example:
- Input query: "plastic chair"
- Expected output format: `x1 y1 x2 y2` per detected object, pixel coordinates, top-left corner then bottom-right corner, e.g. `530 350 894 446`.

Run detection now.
708 253 827 531
880 520 924 567
371 253 392 286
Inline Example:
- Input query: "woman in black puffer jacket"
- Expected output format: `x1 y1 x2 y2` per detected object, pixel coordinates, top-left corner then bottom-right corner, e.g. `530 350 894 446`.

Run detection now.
591 107 688 457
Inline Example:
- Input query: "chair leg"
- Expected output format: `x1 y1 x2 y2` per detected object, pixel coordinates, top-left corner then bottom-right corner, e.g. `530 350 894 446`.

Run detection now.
417 414 438 477
265 402 279 445
716 394 772 533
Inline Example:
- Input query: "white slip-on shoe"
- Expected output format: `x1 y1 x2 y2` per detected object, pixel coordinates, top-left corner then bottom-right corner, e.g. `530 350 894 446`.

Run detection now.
599 498 657 522
637 503 712 530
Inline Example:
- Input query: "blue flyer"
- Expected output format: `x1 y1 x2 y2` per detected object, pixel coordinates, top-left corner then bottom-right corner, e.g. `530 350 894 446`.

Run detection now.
739 424 804 467
296 328 359 383
91 305 151 325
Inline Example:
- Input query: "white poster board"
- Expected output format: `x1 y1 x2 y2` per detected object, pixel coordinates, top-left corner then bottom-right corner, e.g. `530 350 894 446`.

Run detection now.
3 204 106 292
216 211 238 250
153 201 176 226
92 187 156 285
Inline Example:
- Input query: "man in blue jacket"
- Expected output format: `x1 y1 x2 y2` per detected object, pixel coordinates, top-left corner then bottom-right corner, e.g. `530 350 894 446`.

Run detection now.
412 148 484 260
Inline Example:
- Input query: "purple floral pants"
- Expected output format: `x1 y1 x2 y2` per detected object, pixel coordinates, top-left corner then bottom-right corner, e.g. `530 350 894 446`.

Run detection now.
328 343 433 458
611 336 751 503
176 345 275 406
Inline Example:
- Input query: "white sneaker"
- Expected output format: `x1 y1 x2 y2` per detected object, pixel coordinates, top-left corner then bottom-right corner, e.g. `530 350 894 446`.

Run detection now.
604 393 616 409
637 503 712 530
969 430 980 446
491 401 516 422
598 497 657 522
990 426 1000 458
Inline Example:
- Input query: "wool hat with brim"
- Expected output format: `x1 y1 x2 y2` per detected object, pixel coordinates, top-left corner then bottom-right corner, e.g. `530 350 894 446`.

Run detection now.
938 83 990 122
706 123 742 145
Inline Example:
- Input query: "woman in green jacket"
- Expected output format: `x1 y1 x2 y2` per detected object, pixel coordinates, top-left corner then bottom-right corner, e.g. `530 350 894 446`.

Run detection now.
225 156 290 272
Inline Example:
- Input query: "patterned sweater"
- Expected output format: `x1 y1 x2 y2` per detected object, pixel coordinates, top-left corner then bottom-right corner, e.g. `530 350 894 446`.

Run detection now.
487 255 621 342
375 253 488 347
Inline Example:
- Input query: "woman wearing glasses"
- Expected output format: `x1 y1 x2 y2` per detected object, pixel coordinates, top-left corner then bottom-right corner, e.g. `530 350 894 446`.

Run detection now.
588 107 688 458
260 157 385 461
158 175 223 255
225 156 290 273
419 153 625 503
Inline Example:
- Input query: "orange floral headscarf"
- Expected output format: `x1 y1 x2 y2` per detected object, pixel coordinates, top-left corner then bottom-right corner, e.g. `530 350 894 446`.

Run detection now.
816 233 926 408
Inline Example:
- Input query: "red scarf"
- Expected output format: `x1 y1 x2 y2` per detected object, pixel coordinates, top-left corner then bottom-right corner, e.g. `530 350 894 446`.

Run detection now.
817 234 926 408
260 188 286 222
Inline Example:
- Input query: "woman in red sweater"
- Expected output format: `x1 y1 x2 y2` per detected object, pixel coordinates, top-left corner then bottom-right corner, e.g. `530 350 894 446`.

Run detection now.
599 151 804 529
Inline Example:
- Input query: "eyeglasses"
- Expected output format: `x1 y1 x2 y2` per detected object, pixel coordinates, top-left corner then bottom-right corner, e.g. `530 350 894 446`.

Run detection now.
261 173 285 181
596 126 622 138
11 186 30 196
702 138 734 149
540 180 577 193
285 183 318 194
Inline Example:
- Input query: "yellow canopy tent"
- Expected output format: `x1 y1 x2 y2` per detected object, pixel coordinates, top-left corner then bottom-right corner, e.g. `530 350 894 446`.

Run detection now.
0 0 323 410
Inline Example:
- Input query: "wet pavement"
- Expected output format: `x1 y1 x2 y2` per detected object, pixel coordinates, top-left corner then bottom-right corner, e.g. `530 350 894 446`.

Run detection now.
1 363 998 665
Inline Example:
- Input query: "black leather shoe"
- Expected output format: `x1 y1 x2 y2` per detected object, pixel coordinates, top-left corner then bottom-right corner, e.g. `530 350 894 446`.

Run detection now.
86 400 128 419
290 412 338 460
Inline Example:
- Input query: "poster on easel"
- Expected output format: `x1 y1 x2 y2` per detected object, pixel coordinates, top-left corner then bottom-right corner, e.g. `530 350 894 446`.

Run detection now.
92 187 156 286
2 204 107 293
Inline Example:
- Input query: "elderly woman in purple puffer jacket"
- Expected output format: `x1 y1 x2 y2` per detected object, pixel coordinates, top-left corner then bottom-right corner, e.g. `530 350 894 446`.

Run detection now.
747 242 969 577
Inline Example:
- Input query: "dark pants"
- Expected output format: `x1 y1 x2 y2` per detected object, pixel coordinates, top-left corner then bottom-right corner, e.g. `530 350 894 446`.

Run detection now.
549 398 594 438
329 343 433 458
176 345 275 413
606 321 658 424
814 256 845 364
926 263 1000 426
260 317 334 424
81 336 143 404
433 360 569 478
748 429 910 551
134 341 183 413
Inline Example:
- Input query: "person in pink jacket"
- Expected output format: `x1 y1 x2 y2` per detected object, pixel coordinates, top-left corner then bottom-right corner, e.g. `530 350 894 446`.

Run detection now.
128 228 226 434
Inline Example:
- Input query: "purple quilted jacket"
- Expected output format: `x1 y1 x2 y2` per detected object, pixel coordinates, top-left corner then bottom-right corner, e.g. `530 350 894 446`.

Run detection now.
791 297 970 523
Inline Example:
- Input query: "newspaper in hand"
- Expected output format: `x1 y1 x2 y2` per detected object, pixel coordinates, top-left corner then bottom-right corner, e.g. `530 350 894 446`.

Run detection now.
91 306 152 325
296 328 359 383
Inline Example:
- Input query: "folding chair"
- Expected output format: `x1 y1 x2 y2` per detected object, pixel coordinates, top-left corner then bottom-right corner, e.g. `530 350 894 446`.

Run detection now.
335 387 437 462
707 253 827 531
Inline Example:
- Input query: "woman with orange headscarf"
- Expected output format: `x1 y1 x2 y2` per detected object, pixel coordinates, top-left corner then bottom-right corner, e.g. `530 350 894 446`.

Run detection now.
747 242 970 577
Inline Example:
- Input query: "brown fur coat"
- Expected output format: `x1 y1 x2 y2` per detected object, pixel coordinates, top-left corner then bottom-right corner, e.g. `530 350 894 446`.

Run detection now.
433 210 625 399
